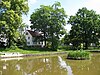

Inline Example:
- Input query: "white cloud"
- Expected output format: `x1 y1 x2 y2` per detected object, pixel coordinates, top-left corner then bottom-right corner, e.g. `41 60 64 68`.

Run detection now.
22 0 37 26
28 0 37 10
23 18 31 25
86 0 100 6
85 0 100 14
28 0 37 5
28 0 37 13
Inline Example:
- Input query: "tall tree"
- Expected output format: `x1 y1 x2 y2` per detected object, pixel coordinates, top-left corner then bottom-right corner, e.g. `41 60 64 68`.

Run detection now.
49 2 67 50
30 2 67 50
0 0 29 47
30 5 51 47
68 7 100 49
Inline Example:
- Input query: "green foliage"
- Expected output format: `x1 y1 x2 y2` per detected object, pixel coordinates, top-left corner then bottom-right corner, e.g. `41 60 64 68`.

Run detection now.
68 7 100 49
9 43 18 50
62 33 70 45
67 50 91 60
1 0 29 14
58 45 72 51
0 47 56 54
0 0 29 48
30 2 67 50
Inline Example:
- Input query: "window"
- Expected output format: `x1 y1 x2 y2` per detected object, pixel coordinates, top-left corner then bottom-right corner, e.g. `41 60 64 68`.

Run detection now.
26 32 28 35
28 37 30 39
27 42 30 44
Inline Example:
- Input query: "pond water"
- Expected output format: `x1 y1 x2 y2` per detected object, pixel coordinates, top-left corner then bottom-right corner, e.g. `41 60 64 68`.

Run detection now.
0 53 100 75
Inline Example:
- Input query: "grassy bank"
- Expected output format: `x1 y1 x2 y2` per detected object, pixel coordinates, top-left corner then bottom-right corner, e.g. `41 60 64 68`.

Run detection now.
0 48 48 54
0 47 100 57
0 47 68 55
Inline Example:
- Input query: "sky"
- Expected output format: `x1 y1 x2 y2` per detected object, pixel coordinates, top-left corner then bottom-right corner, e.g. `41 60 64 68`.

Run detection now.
23 0 100 32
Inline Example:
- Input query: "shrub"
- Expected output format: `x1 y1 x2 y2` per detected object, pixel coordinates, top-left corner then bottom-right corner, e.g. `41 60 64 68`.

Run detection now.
67 50 91 60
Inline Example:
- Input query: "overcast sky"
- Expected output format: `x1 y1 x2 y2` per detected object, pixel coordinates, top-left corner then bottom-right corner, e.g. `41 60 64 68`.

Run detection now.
23 0 100 31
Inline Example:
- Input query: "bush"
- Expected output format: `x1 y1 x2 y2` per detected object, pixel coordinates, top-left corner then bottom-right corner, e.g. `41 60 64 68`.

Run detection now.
67 50 91 60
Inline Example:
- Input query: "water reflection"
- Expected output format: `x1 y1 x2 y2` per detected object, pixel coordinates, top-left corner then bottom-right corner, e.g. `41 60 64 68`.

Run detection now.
65 53 100 75
1 57 23 61
15 64 20 71
58 56 73 75
3 64 7 70
43 58 49 63
0 53 100 75
0 56 68 75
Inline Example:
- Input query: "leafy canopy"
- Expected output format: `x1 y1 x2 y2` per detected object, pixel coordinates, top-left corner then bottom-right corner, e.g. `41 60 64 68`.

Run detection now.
30 2 67 50
0 0 29 47
68 7 100 49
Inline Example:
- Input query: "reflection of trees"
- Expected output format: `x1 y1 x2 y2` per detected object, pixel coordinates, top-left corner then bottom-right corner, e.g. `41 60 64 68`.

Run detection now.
66 53 100 75
0 56 68 75
0 54 100 75
0 60 22 75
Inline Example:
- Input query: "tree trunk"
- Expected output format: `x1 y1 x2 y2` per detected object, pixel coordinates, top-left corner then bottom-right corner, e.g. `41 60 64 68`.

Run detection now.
51 34 54 50
7 32 12 48
8 36 11 48
51 32 57 51
43 32 46 47
85 41 88 49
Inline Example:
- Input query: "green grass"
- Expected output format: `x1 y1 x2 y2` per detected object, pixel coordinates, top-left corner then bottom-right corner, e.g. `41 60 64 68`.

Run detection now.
0 46 98 57
0 47 67 55
67 50 91 60
0 48 48 54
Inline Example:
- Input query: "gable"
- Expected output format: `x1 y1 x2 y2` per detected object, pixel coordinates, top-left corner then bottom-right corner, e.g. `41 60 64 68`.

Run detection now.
27 30 43 37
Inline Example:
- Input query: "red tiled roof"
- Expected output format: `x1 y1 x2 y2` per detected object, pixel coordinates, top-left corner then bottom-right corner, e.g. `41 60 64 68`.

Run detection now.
27 30 43 37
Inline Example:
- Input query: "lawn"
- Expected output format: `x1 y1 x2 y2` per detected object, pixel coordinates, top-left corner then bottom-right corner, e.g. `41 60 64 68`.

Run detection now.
0 47 67 55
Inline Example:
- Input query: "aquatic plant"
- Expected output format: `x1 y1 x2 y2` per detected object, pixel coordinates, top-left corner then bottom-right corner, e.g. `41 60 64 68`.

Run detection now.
67 50 91 60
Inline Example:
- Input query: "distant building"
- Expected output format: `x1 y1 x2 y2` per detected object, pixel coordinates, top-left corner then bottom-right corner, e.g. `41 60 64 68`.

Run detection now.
25 30 44 47
0 34 7 47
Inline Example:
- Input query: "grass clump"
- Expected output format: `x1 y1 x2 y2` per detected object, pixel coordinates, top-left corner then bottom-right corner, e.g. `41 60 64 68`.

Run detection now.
67 50 91 60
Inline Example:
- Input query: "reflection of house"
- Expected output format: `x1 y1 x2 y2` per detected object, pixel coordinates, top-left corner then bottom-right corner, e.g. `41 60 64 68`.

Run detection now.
25 30 44 47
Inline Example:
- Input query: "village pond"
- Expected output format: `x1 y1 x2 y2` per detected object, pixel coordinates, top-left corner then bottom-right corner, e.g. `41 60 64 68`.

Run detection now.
0 53 100 75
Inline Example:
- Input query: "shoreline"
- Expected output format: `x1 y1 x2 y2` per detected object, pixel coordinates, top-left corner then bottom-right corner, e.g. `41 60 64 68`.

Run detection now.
1 50 100 59
0 52 67 58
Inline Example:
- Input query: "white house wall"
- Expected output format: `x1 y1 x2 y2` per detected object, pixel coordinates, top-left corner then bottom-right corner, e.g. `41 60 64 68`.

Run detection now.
25 30 45 47
25 31 33 46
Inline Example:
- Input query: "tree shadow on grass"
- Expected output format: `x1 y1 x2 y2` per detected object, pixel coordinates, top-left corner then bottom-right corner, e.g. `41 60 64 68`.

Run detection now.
20 46 52 52
0 46 57 53
0 48 9 52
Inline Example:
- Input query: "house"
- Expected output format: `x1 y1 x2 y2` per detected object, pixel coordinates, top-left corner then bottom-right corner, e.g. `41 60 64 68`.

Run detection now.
25 30 44 47
0 34 7 47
